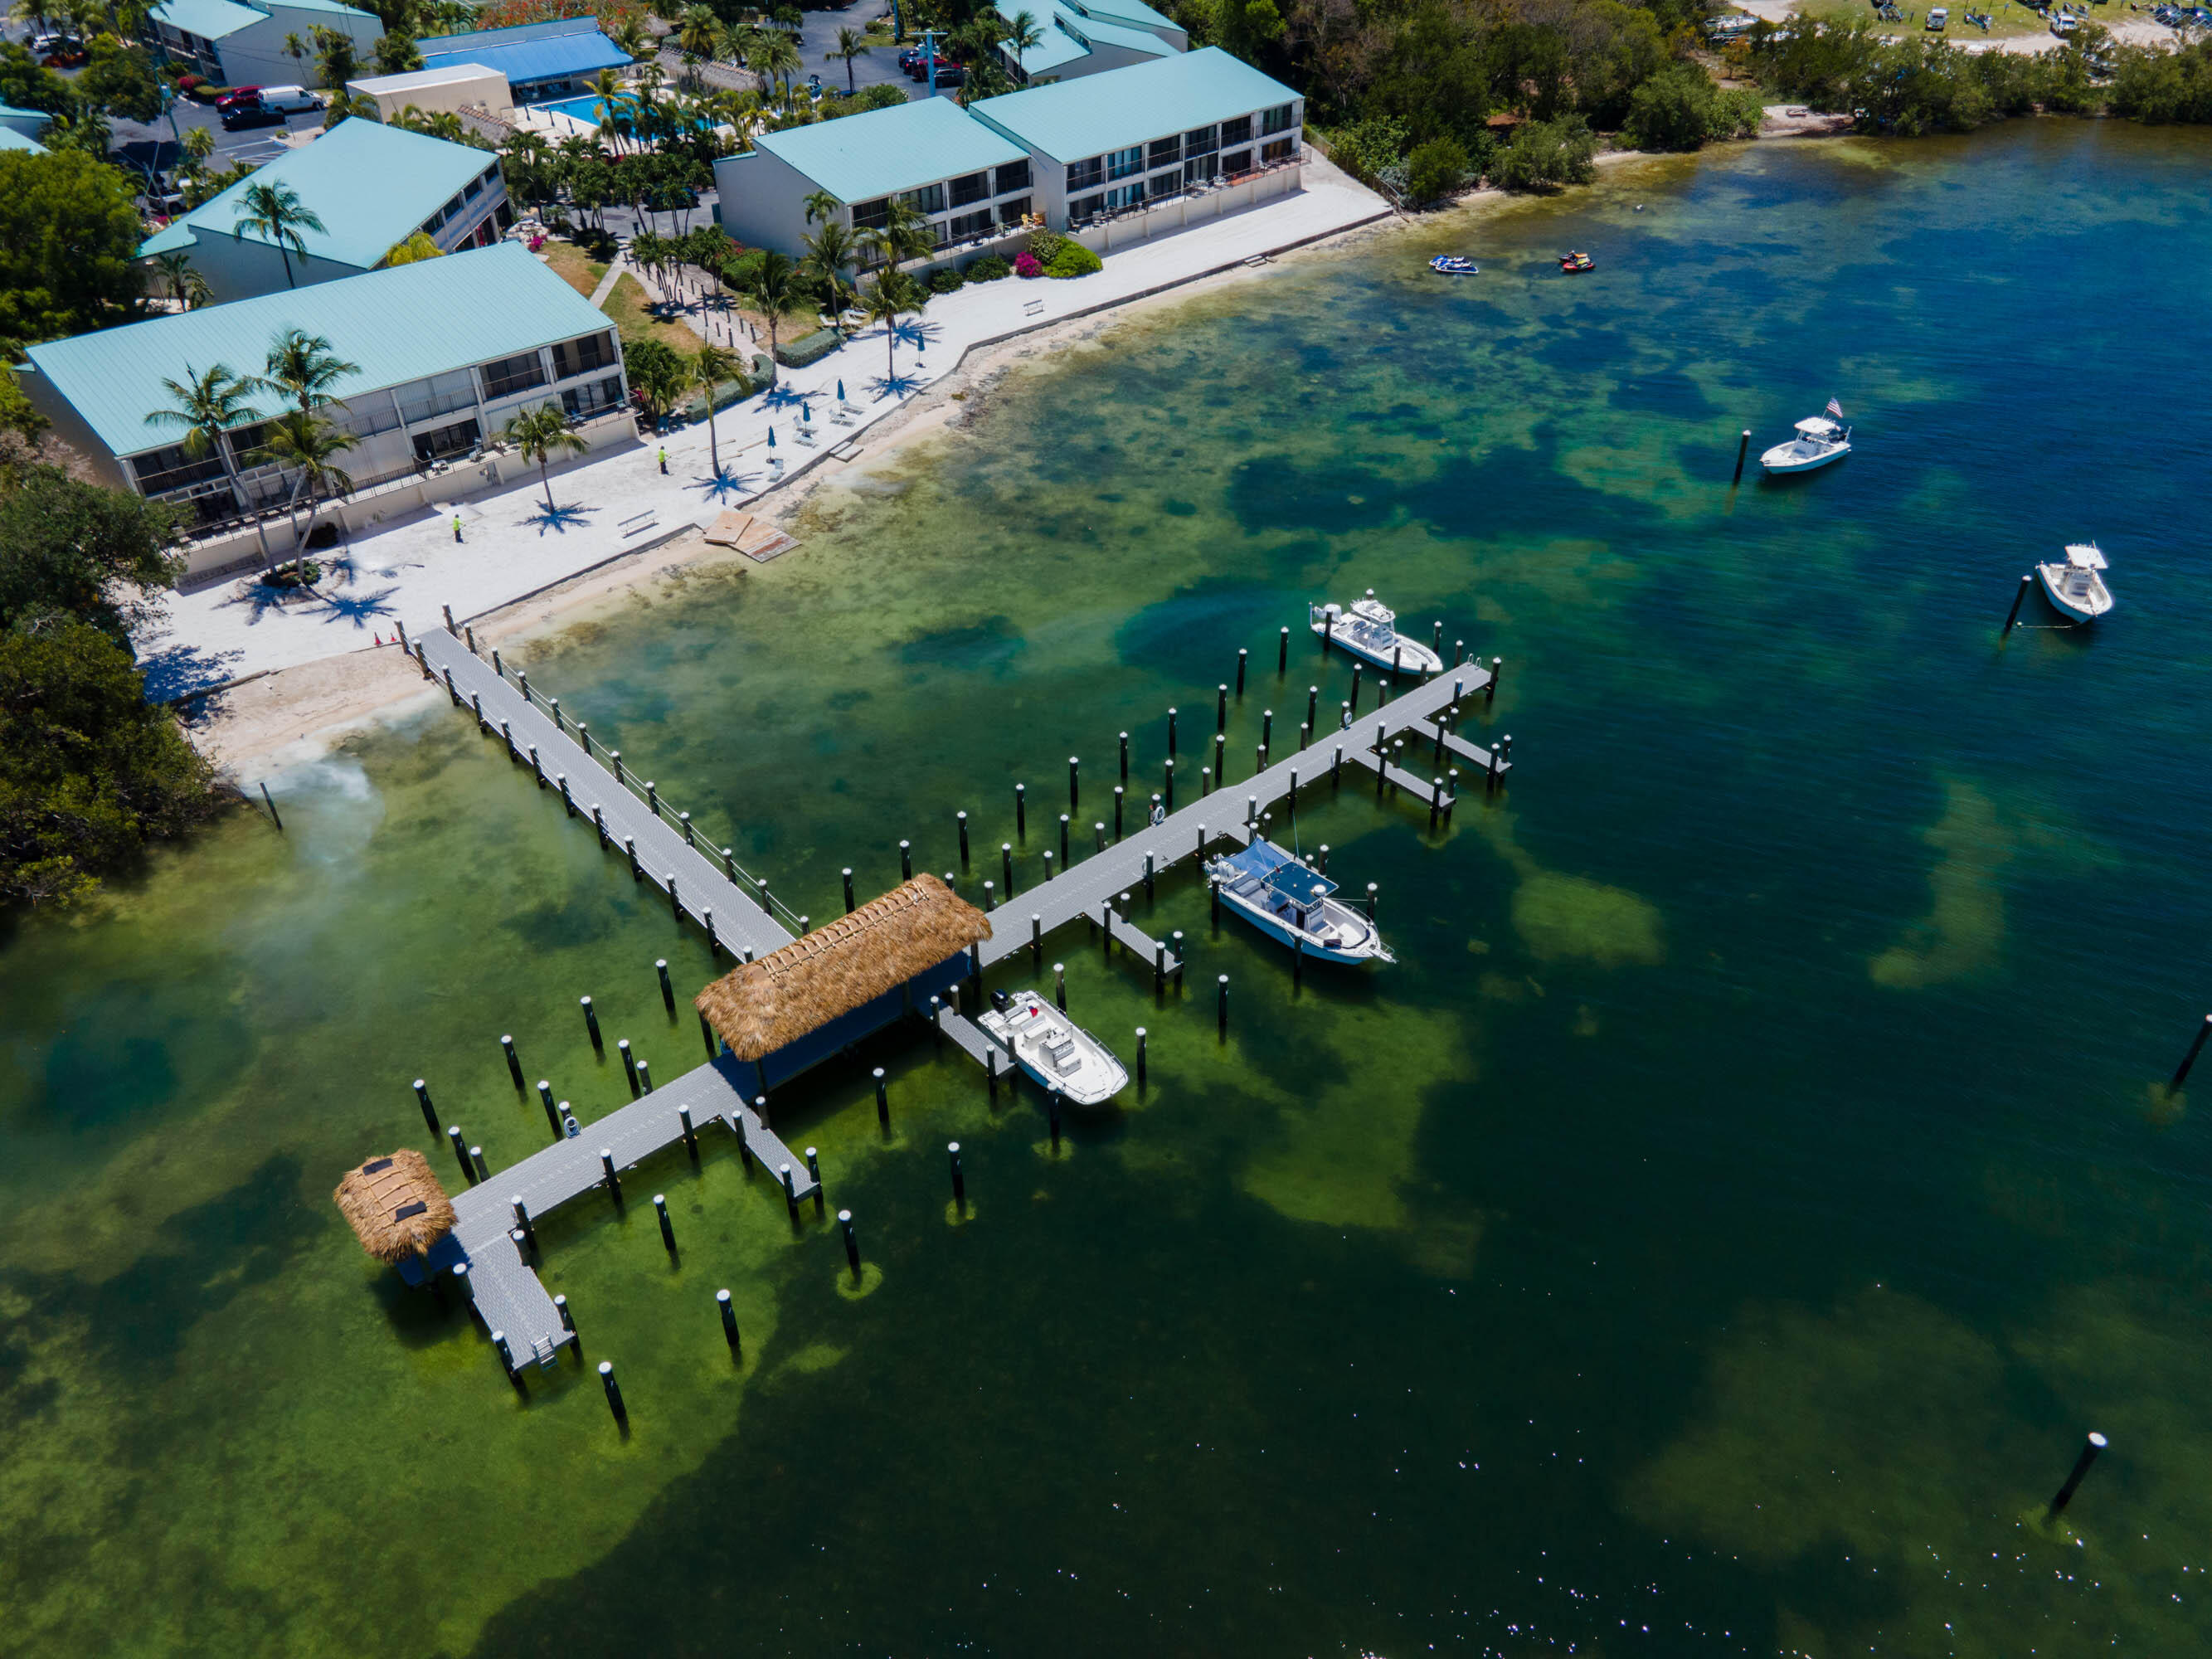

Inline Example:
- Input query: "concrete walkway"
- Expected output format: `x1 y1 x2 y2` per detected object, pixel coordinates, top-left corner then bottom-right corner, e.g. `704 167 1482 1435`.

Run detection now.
135 156 1392 700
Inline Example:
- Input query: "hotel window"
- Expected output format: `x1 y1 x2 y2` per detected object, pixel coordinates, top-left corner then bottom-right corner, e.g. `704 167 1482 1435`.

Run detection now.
852 196 890 231
552 331 615 378
1106 144 1143 181
946 207 994 240
949 170 991 207
1184 124 1218 155
1223 149 1252 174
1261 102 1294 134
412 416 480 460
1102 182 1143 211
899 181 946 215
464 177 483 201
480 163 500 187
1066 155 1105 192
1070 192 1104 221
1262 136 1294 163
1220 114 1252 146
479 351 547 398
994 158 1031 193
1148 134 1180 168
996 196 1031 224
1183 151 1219 185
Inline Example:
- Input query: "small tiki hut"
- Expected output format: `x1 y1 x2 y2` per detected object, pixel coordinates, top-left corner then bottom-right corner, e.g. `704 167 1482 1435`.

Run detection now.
697 874 990 1087
333 1149 456 1265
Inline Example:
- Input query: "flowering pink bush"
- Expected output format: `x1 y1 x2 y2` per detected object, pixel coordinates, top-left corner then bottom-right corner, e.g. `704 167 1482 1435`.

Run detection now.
1014 251 1043 279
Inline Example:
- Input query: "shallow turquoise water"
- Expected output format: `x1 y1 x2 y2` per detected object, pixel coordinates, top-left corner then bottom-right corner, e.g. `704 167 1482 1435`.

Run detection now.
4 122 2212 1655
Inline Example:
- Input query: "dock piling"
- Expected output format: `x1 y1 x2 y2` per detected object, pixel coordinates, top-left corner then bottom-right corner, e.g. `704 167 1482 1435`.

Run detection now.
654 1192 676 1254
657 958 674 1012
1217 975 1229 1034
594 805 608 847
780 1162 797 1218
1136 1026 1147 1086
1069 756 1080 811
528 746 543 786
1167 706 1178 757
948 1141 965 1210
1349 661 1363 712
1119 732 1130 783
581 995 601 1049
719 1288 741 1352
619 1039 638 1096
1432 620 1443 656
806 1146 824 1214
1262 708 1273 751
873 1067 889 1129
554 1293 574 1339
900 839 912 880
1366 883 1378 922
599 1360 625 1423
956 810 970 867
1217 684 1228 732
1015 781 1027 839
1488 657 1503 704
679 811 694 846
843 868 856 913
1171 932 1184 988
448 1125 473 1181
625 837 639 881
1094 820 1106 854
2003 572 2033 636
1201 765 1213 796
1214 731 1226 780
1030 912 1043 961
840 1210 861 1277
1003 843 1014 896
1733 427 1751 483
634 1058 651 1095
470 1144 488 1182
1054 961 1066 1010
1237 648 1247 696
679 1105 697 1156
982 879 995 912
600 1149 621 1202
1209 877 1220 927
414 1078 440 1135
1306 685 1318 729
502 1036 523 1090
512 1197 537 1256
646 781 659 815
2171 1013 2212 1090
1114 786 1125 840
537 1080 559 1138
2046 1432 2108 1520
1279 626 1290 674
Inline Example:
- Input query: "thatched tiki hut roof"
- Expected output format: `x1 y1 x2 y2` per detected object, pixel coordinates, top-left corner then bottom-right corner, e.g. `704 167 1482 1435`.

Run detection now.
697 874 990 1059
333 1150 456 1264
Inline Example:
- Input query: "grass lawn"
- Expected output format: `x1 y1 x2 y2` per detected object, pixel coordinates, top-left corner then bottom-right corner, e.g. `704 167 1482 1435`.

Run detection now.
537 237 609 299
601 273 707 355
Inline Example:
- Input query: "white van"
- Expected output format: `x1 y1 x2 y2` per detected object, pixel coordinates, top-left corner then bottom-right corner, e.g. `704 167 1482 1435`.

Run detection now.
254 85 321 114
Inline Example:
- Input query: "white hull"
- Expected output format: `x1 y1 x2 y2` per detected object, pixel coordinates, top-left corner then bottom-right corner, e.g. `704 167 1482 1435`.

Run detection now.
977 995 1128 1107
2036 562 2112 623
1308 620 1444 676
1218 883 1391 965
1760 440 1850 474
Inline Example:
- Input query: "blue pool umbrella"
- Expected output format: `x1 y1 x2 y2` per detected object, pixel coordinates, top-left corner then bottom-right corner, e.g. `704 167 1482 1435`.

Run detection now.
837 379 847 401
766 426 775 449
802 402 812 424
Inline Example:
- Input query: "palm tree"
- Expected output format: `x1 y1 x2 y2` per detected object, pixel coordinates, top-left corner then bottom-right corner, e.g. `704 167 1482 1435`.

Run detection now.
676 4 718 75
737 248 801 365
259 410 356 577
232 179 326 289
858 271 923 383
1001 7 1045 56
144 362 273 562
608 13 649 60
150 249 202 309
750 29 800 109
687 341 742 476
802 187 840 226
323 88 383 129
859 196 934 277
824 25 871 93
500 402 588 513
800 218 858 323
265 328 359 415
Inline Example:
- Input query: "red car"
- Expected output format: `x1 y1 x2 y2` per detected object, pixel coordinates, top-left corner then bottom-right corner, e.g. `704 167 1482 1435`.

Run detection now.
216 86 265 111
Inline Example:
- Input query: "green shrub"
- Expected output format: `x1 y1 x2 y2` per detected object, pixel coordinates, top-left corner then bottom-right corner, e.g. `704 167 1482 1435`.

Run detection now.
1487 116 1599 192
1325 115 1410 187
1042 239 1102 279
927 265 966 294
965 253 1012 281
1024 227 1062 260
1403 135 1470 205
1624 62 1762 150
721 248 766 290
774 327 843 367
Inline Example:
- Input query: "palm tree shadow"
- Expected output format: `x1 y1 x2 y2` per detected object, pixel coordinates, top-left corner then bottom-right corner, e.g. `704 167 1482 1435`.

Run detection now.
894 319 942 350
761 384 812 411
693 469 760 501
522 503 596 535
216 581 303 627
867 372 924 401
312 585 401 626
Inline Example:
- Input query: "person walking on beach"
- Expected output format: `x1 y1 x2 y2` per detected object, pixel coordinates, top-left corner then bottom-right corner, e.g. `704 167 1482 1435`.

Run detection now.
659 447 668 474
453 515 464 543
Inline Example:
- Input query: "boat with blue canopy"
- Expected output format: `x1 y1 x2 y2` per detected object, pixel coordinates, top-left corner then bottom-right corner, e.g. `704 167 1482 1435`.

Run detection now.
1203 837 1393 966
1430 255 1479 275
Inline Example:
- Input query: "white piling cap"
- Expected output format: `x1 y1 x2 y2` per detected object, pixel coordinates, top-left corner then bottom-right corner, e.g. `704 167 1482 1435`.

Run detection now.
598 1360 613 1375
717 1289 731 1303
2088 1432 2108 1447
948 1141 961 1153
839 1209 853 1223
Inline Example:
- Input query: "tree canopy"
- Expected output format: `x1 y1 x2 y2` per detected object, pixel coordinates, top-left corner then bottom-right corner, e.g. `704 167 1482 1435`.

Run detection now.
0 150 147 356
0 469 186 648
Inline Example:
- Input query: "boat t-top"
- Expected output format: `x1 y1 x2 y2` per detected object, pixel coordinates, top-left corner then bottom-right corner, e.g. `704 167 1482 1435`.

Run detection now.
1310 591 1444 676
1760 401 1852 474
978 991 1128 1107
1430 255 1478 275
1559 251 1594 273
2035 542 2113 623
1203 837 1393 966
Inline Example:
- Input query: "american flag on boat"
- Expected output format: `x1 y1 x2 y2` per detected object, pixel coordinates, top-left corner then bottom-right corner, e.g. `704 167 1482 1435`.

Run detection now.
1826 397 1845 420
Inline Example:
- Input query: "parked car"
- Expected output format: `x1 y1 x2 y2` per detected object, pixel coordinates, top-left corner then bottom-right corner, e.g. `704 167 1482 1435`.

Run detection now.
40 44 87 66
252 85 320 114
2049 11 2078 32
215 85 265 111
220 102 287 129
903 52 956 80
1925 6 1948 26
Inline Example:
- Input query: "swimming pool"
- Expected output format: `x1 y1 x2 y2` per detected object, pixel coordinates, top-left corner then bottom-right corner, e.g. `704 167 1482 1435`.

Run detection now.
538 94 606 125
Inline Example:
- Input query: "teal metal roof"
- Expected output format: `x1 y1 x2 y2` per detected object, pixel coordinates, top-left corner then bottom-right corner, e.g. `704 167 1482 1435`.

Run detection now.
25 243 613 459
151 0 269 40
0 127 46 153
996 1 1173 75
259 0 372 13
134 118 498 271
1065 0 1182 32
755 97 1028 205
971 47 1298 162
139 221 196 255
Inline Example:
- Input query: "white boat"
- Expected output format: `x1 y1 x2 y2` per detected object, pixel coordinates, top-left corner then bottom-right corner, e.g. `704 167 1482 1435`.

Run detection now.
2035 542 2113 623
1203 836 1393 966
977 991 1129 1106
1760 412 1851 474
1309 591 1444 676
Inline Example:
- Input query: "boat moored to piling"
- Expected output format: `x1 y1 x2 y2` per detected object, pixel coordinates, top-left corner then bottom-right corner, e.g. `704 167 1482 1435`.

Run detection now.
1203 836 1393 966
979 990 1129 1106
1309 591 1444 675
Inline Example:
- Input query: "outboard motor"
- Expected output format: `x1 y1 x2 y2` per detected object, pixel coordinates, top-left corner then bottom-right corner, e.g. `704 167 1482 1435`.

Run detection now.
990 990 1010 1014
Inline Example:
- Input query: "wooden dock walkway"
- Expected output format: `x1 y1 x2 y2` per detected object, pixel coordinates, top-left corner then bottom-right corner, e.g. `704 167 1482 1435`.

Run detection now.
445 1052 817 1366
973 660 1504 979
411 626 797 962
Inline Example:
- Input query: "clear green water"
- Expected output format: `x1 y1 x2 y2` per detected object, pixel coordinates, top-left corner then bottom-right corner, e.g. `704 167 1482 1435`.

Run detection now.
7 122 2212 1656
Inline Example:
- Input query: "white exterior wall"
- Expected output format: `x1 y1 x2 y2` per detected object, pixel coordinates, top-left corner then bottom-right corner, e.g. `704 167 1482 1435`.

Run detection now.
1005 96 1304 231
174 228 371 304
349 66 511 120
712 149 824 259
210 7 384 88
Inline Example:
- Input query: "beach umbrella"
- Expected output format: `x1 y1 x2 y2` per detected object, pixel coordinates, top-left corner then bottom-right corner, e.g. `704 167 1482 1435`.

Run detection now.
766 426 776 449
802 402 812 425
837 379 847 401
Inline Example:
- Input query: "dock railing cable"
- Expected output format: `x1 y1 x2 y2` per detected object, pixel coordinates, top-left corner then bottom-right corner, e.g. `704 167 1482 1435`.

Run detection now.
464 638 813 933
